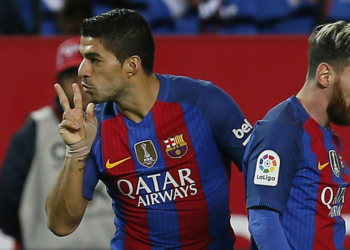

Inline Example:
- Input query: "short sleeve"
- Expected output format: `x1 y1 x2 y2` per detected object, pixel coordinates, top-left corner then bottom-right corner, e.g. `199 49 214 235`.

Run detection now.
243 120 303 213
200 85 252 170
83 153 100 200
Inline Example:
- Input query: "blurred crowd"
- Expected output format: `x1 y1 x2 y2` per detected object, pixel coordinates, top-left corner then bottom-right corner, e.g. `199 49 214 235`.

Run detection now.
0 0 348 36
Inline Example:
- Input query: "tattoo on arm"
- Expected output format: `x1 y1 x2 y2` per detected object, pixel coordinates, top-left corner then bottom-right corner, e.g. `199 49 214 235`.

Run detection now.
77 157 87 171
77 157 87 163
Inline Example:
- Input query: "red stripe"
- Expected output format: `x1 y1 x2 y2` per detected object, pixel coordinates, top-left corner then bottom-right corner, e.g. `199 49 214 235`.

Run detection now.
101 115 151 250
152 101 210 249
304 119 336 250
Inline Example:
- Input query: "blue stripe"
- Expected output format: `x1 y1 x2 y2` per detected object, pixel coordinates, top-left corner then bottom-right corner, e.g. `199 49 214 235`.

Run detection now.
281 129 317 249
125 113 181 248
182 104 233 248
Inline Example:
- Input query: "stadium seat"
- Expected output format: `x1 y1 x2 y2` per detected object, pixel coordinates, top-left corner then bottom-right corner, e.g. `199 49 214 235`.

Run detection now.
218 0 258 34
327 0 350 22
258 0 315 34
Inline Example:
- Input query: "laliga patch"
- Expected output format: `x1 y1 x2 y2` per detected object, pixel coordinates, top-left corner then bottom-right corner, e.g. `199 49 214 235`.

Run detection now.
254 150 280 186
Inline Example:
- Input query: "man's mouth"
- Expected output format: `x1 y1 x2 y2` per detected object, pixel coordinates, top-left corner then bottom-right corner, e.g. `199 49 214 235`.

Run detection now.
82 83 92 92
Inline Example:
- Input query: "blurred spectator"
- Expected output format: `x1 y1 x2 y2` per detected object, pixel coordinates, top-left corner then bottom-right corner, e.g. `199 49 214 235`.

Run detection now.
57 0 93 34
0 37 115 250
256 0 316 34
0 0 344 36
198 0 258 34
40 0 92 35
0 0 31 34
128 0 200 34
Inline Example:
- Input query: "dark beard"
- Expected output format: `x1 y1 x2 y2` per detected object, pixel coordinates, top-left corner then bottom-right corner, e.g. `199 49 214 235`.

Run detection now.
327 79 350 126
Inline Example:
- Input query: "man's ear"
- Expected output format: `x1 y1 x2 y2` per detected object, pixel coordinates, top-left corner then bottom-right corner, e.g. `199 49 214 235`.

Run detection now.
126 56 141 78
316 63 333 88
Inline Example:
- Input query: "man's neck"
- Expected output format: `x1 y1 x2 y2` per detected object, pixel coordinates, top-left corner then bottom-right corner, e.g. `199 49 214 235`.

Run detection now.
296 82 330 128
117 73 160 123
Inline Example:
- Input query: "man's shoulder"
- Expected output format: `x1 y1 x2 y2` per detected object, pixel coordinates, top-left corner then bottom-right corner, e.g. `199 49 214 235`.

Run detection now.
263 97 306 126
159 73 214 90
158 73 231 105
253 97 306 142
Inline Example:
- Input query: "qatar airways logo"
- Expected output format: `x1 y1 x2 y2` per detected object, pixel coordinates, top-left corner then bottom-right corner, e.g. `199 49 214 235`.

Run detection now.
321 186 347 217
116 168 198 207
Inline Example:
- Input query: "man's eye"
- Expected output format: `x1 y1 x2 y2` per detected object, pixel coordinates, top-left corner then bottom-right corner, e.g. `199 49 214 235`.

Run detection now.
91 58 100 64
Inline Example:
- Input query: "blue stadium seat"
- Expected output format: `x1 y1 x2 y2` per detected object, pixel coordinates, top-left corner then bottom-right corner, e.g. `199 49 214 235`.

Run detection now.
128 0 175 34
256 0 290 24
39 1 59 35
258 0 315 34
175 10 200 34
92 0 115 16
14 0 37 34
327 0 350 22
218 0 258 34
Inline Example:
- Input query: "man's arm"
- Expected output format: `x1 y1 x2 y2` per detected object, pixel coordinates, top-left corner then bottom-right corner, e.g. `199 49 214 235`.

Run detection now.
249 208 291 250
45 156 89 236
45 83 97 236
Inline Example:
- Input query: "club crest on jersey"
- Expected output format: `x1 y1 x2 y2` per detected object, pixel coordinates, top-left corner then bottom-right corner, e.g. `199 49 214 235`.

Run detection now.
163 133 188 159
254 150 280 186
329 150 340 178
134 140 157 168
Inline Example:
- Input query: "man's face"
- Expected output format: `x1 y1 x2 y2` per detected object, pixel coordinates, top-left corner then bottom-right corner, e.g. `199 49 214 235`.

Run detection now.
78 36 127 104
59 73 90 110
327 66 350 126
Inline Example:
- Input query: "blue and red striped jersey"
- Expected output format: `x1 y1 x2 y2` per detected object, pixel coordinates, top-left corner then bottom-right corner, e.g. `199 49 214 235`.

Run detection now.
243 96 350 250
82 74 252 249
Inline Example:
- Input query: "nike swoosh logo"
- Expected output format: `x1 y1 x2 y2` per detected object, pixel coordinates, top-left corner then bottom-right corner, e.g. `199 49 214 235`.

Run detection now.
106 157 132 169
318 161 329 171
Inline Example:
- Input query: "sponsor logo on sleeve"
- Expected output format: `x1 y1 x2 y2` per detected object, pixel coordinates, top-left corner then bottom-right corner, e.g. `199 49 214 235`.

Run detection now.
254 150 280 186
232 119 253 146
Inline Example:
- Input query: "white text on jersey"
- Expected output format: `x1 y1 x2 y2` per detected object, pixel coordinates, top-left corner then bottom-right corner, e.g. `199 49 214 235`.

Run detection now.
232 119 252 146
116 168 198 207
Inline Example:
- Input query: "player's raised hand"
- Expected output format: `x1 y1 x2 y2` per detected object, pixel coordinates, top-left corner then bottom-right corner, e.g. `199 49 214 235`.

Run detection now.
54 83 97 158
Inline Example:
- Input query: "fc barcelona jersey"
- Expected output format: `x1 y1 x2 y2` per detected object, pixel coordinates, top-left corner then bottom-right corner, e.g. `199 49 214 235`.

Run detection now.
82 74 252 250
243 96 350 250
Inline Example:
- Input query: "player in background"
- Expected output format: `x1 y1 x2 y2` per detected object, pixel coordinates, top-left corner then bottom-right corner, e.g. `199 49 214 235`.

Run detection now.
243 20 350 250
0 37 115 250
45 8 252 250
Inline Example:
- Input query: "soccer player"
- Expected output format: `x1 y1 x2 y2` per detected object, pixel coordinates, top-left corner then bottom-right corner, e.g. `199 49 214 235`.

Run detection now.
243 21 350 250
45 8 252 249
0 37 115 249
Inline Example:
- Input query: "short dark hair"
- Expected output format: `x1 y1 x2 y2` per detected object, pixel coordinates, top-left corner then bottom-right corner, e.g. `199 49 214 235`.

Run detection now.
307 20 350 80
81 8 155 75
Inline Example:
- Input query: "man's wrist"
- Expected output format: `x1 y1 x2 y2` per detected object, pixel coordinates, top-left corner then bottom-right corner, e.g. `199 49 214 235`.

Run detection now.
66 140 92 158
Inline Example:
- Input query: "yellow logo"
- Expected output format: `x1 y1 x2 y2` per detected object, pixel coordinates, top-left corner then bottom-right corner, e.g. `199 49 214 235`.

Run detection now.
318 161 329 171
106 157 132 169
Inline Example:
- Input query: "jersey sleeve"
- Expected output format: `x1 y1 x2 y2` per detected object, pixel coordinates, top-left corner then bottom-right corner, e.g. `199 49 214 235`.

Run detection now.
82 142 100 200
243 120 303 213
200 85 252 170
82 105 106 200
